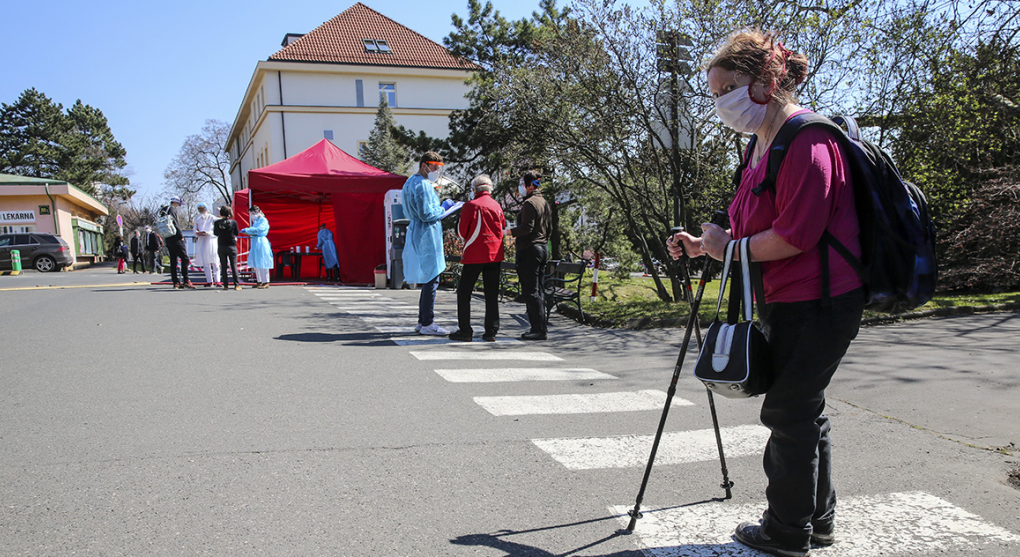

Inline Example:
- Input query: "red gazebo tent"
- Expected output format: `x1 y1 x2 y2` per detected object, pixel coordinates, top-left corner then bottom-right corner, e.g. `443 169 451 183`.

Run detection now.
232 139 406 283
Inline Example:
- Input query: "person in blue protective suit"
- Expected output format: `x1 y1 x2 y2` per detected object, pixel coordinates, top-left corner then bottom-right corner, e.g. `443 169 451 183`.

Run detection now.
317 223 340 282
402 151 449 335
241 205 274 289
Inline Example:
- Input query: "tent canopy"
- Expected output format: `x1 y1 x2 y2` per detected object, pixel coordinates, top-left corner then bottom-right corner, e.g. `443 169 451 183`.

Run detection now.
235 139 406 283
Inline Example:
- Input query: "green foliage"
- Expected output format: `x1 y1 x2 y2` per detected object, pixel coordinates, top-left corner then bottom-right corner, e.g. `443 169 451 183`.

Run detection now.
60 100 129 191
0 88 68 179
891 39 1020 227
362 96 412 174
0 88 128 197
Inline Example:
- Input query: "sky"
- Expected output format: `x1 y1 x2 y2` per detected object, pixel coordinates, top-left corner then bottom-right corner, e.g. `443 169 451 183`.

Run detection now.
2 0 540 200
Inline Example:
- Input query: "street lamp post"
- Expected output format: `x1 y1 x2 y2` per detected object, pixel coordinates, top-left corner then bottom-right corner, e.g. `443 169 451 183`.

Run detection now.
656 31 694 230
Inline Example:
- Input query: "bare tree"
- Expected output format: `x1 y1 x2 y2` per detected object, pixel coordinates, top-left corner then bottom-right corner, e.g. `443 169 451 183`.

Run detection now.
163 119 232 206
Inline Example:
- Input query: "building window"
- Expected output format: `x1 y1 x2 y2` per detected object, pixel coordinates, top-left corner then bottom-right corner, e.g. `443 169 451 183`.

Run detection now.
380 83 396 107
363 39 392 54
356 79 364 107
324 130 334 140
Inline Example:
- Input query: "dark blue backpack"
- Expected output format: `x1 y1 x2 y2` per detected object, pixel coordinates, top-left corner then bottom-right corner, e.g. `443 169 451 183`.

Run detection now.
744 113 938 314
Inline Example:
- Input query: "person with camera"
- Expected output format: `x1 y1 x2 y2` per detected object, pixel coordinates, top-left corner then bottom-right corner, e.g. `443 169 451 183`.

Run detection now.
667 30 864 557
164 196 195 289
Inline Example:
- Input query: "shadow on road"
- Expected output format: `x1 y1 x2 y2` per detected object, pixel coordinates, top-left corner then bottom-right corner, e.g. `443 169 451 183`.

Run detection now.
450 500 721 557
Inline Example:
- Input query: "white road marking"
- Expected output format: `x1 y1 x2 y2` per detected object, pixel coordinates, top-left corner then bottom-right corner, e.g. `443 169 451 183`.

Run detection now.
610 491 1020 556
474 390 692 416
375 326 422 334
531 424 769 470
393 337 522 346
433 367 615 383
346 309 418 315
329 304 416 309
410 351 563 361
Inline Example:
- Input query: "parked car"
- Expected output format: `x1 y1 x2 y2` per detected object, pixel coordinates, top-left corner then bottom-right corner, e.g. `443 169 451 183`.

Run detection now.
0 233 75 272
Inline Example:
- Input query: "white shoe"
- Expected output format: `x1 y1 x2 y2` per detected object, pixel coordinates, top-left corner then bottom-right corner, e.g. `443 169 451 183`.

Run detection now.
415 323 422 333
419 323 449 336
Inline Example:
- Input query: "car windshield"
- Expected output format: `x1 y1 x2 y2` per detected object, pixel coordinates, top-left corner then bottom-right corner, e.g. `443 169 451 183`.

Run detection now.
0 236 12 247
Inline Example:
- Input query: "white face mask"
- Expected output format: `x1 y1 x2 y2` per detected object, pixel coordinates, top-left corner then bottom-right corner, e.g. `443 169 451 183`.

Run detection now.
467 188 475 201
518 182 528 197
715 85 767 134
427 170 440 182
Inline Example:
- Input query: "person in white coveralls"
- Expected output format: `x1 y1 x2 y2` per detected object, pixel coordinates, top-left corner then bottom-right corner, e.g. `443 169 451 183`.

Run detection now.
193 202 220 286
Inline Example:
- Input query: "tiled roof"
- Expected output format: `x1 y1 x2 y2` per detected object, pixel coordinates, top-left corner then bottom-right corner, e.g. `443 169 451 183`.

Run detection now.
268 3 475 70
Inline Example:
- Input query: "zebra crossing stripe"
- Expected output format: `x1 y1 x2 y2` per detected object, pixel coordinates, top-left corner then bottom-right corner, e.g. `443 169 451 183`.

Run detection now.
432 367 615 383
346 309 418 315
392 337 523 346
375 326 421 333
330 303 417 309
531 424 769 470
410 351 563 361
609 491 1020 556
474 390 693 416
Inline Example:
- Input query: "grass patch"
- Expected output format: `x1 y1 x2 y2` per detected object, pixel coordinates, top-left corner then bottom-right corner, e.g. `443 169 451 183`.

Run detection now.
575 271 1020 328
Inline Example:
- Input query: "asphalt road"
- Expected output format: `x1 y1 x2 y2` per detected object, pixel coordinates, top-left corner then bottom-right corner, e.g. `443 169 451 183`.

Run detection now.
1 268 1018 556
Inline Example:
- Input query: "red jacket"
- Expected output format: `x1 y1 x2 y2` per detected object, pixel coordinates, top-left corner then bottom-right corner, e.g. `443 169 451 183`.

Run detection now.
458 191 505 264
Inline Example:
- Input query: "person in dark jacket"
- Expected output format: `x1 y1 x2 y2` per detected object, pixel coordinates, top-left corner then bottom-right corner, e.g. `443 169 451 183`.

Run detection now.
144 226 162 274
165 196 195 289
129 230 145 273
213 205 241 290
449 175 505 342
113 235 128 274
511 169 552 340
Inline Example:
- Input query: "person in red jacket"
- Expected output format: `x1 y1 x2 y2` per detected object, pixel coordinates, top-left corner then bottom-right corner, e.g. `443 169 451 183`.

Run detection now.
449 174 506 342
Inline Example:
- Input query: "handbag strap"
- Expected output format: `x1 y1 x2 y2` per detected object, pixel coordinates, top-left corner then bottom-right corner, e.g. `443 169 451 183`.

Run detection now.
739 238 754 322
713 240 739 319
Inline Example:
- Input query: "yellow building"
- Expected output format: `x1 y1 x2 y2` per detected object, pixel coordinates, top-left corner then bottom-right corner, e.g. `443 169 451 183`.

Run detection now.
0 174 110 268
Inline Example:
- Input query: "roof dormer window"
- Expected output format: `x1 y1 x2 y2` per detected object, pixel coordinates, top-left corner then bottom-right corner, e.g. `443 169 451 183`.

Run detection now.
363 39 392 54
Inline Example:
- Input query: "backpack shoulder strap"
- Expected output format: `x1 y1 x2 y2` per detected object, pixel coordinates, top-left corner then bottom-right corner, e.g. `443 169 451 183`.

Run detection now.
753 112 844 196
731 136 757 191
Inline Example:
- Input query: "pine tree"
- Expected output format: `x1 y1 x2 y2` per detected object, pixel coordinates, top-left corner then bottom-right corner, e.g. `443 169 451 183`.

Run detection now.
0 88 68 178
0 88 129 197
58 100 129 194
361 95 410 174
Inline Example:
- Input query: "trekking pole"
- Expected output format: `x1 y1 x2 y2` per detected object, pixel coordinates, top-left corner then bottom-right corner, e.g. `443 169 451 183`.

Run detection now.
673 229 734 501
625 211 727 532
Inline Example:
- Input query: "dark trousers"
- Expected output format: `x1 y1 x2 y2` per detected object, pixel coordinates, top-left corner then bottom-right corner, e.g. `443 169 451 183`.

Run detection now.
167 240 190 285
132 253 145 272
758 288 864 548
456 261 501 335
516 243 548 333
417 274 441 327
219 251 239 286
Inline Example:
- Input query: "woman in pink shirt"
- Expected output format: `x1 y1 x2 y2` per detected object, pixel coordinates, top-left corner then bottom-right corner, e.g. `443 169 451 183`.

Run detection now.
668 30 864 557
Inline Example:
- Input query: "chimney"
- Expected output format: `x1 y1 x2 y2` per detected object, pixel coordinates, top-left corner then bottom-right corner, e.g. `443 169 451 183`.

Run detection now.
281 33 305 47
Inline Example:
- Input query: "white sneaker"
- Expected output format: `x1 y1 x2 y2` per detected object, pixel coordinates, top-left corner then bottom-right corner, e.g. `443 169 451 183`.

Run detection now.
419 323 449 336
415 323 422 332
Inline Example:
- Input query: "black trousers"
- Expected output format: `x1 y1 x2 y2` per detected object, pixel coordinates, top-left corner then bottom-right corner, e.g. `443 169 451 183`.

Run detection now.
516 243 548 333
757 288 864 548
131 253 145 272
456 261 501 335
167 240 190 285
219 250 239 286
